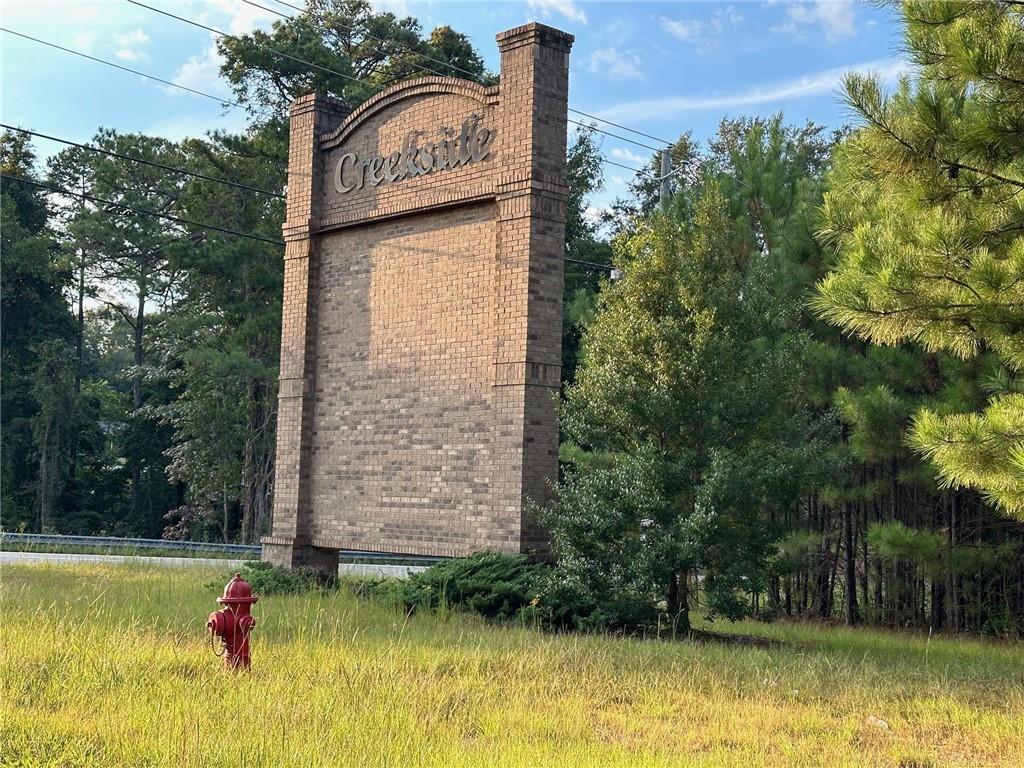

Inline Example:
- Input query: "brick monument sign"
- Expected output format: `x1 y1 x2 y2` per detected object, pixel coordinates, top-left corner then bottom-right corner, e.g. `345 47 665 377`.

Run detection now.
262 23 574 572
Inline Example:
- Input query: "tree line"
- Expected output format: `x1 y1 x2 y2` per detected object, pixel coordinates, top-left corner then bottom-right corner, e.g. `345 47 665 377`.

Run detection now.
548 0 1024 636
2 0 488 543
3 0 1021 635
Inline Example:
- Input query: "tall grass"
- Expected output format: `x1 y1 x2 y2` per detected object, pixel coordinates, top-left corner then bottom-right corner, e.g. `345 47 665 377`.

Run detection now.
2 564 1021 767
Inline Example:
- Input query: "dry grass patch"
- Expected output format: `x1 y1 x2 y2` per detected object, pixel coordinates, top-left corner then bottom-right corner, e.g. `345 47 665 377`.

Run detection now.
1 564 1021 767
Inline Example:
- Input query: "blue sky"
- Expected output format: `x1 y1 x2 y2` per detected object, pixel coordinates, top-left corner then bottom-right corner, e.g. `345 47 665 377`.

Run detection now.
2 0 907 207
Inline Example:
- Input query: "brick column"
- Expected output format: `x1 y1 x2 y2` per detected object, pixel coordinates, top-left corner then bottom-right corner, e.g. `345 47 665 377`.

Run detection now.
493 23 573 556
262 93 348 574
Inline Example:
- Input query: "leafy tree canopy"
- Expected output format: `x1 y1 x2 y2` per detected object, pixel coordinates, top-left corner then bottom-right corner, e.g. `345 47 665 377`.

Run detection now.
814 0 1024 517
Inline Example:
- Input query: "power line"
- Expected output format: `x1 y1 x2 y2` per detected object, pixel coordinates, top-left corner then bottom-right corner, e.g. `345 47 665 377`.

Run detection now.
0 27 264 117
2 124 285 200
2 174 285 246
566 257 614 273
197 0 674 153
568 109 671 147
1 26 646 183
3 21 664 183
603 158 657 179
6 173 614 271
258 0 673 146
250 0 484 80
126 1 382 95
568 119 663 153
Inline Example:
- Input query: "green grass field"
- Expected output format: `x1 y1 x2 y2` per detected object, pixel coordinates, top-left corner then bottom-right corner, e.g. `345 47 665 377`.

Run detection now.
2 564 1021 767
0 542 257 559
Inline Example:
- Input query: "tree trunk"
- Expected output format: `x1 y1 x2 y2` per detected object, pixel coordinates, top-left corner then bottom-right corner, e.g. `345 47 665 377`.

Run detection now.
68 252 86 483
130 288 146 525
873 498 883 618
946 493 954 630
677 570 690 636
843 501 859 624
37 418 54 532
860 490 870 616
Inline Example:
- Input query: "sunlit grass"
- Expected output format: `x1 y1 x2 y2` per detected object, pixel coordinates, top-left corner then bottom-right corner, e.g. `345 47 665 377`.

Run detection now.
2 564 1021 767
0 542 256 559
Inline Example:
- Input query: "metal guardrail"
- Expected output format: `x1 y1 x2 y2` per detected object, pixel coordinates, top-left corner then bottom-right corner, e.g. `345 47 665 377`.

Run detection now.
1 532 259 554
0 532 445 566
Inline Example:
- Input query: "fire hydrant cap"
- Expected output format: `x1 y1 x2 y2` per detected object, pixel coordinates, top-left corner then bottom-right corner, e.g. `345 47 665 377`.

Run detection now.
217 573 259 605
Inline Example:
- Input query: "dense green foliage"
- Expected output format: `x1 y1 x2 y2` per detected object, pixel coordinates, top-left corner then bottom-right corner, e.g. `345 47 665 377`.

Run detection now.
3 0 1022 638
548 119 841 634
547 0 1024 633
814 0 1024 517
0 0 491 543
400 551 543 621
221 560 333 595
1 133 76 530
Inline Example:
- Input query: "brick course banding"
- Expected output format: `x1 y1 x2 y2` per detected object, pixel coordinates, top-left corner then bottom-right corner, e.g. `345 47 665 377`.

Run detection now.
263 22 573 572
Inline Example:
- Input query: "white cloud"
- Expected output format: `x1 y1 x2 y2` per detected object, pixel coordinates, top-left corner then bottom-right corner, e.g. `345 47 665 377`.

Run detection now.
658 6 745 53
114 29 149 47
526 0 587 26
610 147 647 166
772 0 857 43
660 17 702 43
369 0 413 18
170 40 231 97
587 48 643 81
204 0 280 35
73 32 97 54
146 110 250 142
595 57 910 123
111 28 149 62
165 1 280 95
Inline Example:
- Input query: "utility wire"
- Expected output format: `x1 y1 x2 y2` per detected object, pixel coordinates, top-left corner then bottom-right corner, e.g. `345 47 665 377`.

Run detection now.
0 27 265 117
566 257 614 273
251 0 485 80
568 109 671 147
4 173 615 272
202 0 675 154
2 174 286 246
259 0 673 146
6 22 655 179
126 1 383 95
568 120 663 153
0 28 651 182
2 124 285 200
604 159 659 179
2 24 661 233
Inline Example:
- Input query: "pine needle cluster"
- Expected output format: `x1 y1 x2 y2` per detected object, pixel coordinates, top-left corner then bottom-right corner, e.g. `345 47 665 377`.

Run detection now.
814 0 1024 517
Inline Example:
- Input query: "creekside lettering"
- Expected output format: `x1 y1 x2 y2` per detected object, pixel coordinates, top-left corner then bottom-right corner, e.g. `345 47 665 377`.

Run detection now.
333 114 494 194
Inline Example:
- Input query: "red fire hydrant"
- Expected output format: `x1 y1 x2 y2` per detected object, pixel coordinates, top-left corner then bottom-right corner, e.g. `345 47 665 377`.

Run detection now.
208 572 258 670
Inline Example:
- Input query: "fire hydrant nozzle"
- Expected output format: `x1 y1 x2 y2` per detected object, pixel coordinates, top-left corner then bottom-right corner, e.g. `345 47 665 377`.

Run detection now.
208 572 258 670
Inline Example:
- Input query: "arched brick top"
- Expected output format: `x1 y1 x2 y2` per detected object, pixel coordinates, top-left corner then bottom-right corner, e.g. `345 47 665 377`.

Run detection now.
319 77 499 149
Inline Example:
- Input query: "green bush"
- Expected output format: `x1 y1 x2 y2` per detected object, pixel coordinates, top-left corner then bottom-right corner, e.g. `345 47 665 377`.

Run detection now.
400 551 543 621
340 575 405 607
210 561 335 597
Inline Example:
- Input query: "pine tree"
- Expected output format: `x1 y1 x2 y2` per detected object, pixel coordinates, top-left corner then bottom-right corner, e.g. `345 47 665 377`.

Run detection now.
0 132 76 529
814 0 1024 518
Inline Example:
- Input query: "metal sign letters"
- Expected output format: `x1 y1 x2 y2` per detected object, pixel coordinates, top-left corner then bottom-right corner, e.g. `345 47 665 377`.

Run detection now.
333 113 494 193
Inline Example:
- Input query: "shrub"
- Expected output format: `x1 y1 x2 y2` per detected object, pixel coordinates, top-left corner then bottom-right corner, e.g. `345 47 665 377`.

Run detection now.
340 575 405 607
400 551 543 621
211 561 335 597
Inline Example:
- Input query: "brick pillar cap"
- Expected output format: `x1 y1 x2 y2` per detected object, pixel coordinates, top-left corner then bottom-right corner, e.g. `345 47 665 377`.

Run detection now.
289 91 350 118
496 22 574 52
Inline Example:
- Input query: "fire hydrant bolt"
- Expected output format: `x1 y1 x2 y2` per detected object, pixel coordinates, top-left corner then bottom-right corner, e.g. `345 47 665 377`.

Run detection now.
208 572 258 670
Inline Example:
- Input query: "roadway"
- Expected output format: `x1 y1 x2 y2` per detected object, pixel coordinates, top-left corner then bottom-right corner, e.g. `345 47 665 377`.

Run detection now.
0 550 426 577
